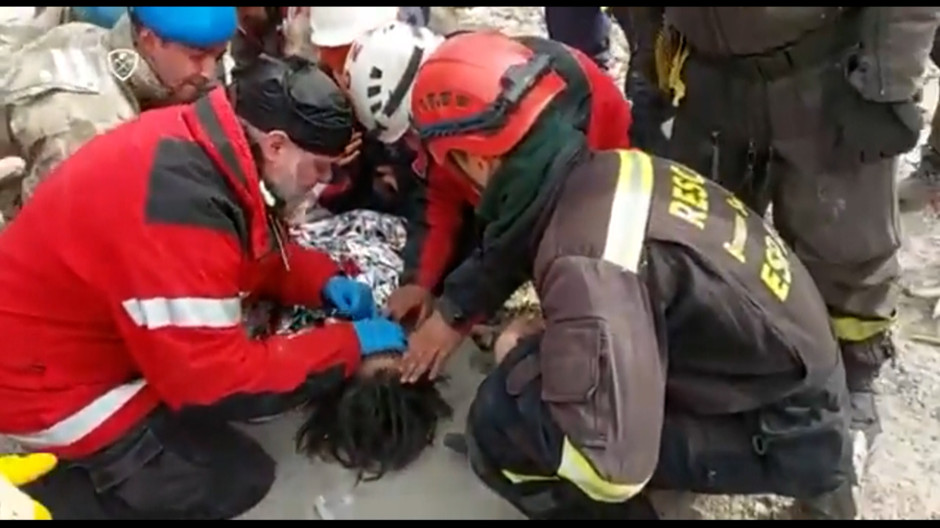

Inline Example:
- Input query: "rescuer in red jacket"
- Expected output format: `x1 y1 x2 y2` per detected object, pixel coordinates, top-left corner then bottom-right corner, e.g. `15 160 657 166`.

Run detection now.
344 26 633 334
0 55 408 519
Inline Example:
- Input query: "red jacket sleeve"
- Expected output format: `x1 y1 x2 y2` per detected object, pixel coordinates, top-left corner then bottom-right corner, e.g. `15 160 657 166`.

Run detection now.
110 221 361 411
257 238 342 308
401 163 467 290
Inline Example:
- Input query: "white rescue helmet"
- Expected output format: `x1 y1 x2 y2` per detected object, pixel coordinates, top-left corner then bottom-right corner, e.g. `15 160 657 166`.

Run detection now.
345 21 444 143
308 6 399 47
0 7 36 25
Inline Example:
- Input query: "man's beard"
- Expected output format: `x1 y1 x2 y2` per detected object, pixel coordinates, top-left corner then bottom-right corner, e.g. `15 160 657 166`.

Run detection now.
173 77 218 102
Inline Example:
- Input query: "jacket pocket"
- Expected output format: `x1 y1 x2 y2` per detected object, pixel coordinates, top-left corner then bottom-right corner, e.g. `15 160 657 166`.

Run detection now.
824 55 923 165
539 317 607 448
754 391 850 497
78 422 215 518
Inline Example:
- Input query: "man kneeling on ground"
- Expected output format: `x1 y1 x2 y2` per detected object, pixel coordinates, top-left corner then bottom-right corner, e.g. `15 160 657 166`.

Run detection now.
0 55 408 519
408 34 858 520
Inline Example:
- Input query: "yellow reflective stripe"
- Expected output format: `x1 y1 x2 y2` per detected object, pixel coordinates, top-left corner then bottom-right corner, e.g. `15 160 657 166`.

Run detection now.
501 470 559 484
831 315 895 342
601 150 654 273
557 437 647 503
499 438 647 502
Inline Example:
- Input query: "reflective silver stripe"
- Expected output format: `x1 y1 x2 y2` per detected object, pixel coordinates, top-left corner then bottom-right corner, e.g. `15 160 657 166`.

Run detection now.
3 380 147 449
122 296 242 330
602 150 654 272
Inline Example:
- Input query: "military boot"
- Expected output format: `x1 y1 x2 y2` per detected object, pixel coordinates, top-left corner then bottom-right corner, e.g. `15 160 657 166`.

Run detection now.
898 144 940 213
796 480 859 520
840 332 895 484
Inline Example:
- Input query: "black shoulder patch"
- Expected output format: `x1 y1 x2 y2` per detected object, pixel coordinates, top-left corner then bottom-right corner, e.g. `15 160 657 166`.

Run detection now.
145 138 249 249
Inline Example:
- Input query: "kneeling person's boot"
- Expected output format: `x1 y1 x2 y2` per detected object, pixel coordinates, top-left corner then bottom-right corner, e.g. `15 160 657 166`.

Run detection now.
798 480 858 520
460 431 658 520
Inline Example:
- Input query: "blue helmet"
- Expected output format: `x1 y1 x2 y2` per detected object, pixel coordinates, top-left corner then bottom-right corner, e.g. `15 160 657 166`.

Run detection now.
128 7 237 49
71 6 127 29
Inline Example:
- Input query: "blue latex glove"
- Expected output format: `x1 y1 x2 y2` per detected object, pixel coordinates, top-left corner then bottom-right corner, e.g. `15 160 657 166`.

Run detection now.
322 276 377 321
352 318 408 356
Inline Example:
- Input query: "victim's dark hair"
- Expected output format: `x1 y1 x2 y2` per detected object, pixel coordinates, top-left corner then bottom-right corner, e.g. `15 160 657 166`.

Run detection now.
295 367 452 482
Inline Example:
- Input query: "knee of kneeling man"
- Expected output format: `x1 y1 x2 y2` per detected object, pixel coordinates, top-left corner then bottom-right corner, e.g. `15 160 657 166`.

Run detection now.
469 374 509 431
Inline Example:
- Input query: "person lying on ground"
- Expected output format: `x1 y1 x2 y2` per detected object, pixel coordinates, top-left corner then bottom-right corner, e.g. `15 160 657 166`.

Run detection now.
290 311 452 482
287 210 408 309
410 32 859 520
342 25 633 341
0 54 407 520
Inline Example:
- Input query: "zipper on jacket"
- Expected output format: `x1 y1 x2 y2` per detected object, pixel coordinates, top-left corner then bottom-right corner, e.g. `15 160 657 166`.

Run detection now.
267 213 291 272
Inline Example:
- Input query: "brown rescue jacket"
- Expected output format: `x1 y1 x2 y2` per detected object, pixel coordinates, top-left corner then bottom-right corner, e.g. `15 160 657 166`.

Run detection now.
524 149 844 499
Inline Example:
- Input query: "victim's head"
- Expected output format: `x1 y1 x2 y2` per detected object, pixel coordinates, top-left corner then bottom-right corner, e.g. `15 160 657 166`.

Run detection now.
295 353 452 481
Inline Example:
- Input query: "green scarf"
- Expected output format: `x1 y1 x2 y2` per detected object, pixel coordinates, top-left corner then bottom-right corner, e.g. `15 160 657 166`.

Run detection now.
476 108 584 239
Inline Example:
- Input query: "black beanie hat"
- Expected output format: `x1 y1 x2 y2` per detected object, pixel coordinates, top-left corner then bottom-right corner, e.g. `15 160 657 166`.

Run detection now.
232 55 353 157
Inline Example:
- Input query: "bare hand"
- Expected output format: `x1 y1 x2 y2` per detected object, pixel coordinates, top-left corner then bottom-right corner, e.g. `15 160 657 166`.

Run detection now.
929 192 940 216
281 7 313 59
400 309 464 383
376 164 399 193
493 315 545 364
385 284 433 327
336 131 363 167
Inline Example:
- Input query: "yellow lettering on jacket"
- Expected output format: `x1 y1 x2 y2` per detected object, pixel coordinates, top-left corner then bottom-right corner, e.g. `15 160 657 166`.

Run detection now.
760 234 792 302
667 164 708 229
722 196 749 264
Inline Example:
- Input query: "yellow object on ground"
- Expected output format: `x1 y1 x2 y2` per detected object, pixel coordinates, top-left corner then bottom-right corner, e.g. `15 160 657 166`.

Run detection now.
0 453 57 520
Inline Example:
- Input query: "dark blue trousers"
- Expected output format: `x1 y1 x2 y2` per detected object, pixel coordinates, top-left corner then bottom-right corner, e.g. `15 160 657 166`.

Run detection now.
544 6 610 68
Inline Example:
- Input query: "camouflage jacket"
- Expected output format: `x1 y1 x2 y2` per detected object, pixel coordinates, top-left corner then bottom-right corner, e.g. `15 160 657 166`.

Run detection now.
0 15 170 204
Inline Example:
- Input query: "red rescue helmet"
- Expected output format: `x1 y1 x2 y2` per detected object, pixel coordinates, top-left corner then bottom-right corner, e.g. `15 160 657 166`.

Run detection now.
411 31 567 166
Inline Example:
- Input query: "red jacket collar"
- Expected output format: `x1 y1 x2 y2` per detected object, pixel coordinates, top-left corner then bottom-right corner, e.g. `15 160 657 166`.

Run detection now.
181 87 273 259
